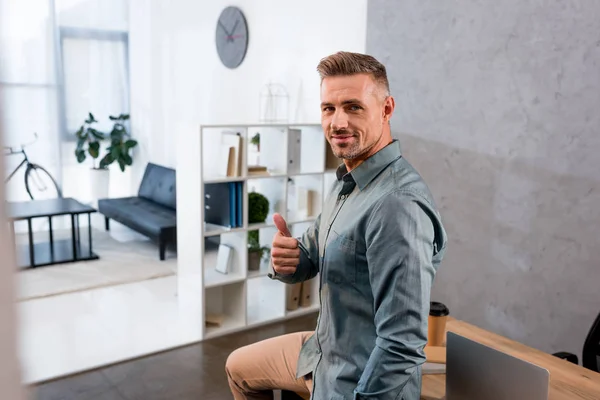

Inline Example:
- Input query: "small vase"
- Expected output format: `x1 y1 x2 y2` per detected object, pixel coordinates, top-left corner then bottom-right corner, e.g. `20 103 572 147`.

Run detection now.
248 251 261 271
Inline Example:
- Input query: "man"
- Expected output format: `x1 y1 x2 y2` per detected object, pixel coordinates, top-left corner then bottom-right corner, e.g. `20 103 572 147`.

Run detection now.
226 51 447 400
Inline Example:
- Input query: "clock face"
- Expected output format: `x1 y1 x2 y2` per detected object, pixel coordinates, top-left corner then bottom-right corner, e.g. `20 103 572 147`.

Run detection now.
215 6 249 69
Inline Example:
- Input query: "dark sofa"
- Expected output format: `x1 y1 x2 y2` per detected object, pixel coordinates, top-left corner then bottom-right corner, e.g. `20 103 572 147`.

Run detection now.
98 163 177 260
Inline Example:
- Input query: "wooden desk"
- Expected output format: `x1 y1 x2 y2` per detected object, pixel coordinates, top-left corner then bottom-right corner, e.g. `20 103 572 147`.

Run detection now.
421 319 600 400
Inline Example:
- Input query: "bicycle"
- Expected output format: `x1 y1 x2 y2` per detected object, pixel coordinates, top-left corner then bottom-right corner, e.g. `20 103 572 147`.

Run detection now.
4 132 63 200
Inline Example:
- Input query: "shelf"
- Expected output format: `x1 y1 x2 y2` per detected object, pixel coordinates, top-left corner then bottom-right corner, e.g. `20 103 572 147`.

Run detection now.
205 267 245 289
287 215 318 225
204 232 247 287
246 276 285 325
183 124 333 340
204 281 246 338
15 239 99 269
247 222 275 231
247 177 287 225
285 304 320 318
247 257 271 279
205 315 247 339
204 224 246 237
204 176 246 184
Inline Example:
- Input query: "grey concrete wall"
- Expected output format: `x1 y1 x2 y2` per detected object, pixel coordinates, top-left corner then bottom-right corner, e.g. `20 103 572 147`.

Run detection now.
367 0 600 356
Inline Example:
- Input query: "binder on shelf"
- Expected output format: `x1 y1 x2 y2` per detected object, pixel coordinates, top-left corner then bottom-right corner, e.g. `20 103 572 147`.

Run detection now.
287 128 301 175
286 282 302 311
236 181 243 227
299 279 313 307
205 182 234 228
205 181 244 229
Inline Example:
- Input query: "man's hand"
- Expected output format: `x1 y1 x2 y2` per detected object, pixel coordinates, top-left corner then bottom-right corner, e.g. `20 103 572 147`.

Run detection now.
271 213 300 275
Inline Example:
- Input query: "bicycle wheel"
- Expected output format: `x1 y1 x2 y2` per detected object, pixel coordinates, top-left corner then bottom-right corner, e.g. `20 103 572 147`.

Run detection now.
24 164 63 200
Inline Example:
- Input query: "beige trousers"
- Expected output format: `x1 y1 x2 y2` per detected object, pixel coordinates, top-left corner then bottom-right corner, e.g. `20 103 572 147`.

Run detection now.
226 331 314 400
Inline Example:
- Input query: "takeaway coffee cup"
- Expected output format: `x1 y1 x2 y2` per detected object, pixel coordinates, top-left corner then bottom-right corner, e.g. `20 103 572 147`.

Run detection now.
428 301 450 346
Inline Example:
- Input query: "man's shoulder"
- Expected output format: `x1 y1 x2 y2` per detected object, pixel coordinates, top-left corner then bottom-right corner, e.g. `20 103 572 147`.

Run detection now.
378 156 438 208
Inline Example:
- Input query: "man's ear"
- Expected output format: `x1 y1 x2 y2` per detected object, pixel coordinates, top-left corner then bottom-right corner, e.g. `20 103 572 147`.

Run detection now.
383 96 395 122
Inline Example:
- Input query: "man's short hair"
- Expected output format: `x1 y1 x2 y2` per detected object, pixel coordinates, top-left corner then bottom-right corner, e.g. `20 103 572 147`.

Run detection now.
316 51 390 96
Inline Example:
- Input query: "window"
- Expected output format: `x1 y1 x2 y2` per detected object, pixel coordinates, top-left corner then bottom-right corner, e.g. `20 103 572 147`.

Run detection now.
58 27 129 139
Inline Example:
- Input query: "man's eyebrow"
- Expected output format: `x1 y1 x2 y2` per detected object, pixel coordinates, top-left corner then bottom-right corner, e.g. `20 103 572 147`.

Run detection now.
320 99 364 107
341 99 364 105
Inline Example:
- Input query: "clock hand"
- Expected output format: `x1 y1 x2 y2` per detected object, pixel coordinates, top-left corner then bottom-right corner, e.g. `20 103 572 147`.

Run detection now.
230 19 239 35
218 20 231 36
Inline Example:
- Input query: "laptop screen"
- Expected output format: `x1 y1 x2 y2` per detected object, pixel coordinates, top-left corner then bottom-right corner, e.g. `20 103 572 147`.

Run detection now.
445 331 550 400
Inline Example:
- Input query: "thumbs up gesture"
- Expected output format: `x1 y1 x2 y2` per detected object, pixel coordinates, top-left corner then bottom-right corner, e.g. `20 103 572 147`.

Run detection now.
271 213 300 275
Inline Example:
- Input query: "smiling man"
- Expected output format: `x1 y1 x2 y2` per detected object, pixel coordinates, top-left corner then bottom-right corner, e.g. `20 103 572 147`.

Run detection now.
226 51 447 400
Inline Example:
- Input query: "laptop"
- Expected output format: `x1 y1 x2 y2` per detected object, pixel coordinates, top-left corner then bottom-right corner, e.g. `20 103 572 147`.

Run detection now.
445 331 550 400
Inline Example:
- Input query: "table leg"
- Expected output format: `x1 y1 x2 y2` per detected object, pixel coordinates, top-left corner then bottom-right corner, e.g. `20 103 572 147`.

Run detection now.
27 218 35 267
71 214 77 259
88 213 92 255
48 216 54 260
76 213 81 255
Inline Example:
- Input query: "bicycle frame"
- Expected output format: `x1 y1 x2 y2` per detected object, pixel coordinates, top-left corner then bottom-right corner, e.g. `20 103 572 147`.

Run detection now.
4 149 30 184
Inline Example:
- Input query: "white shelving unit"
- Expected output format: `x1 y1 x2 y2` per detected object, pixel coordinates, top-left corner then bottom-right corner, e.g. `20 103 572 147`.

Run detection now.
177 123 339 340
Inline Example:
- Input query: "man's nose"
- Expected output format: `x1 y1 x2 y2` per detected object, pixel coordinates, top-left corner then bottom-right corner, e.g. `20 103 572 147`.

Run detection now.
331 111 349 130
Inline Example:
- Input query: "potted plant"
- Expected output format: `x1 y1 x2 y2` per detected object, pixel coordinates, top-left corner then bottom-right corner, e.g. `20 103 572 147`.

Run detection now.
250 132 260 152
248 191 270 270
75 112 110 203
247 230 270 271
98 113 138 172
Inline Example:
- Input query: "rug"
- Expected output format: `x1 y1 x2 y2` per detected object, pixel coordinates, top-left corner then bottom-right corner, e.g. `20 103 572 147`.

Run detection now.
16 228 177 301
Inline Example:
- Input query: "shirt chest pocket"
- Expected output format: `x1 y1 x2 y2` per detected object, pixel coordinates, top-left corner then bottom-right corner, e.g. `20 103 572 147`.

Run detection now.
323 229 356 285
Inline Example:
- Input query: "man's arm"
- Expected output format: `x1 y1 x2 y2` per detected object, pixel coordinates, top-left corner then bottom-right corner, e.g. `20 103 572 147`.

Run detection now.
268 213 321 284
354 191 441 399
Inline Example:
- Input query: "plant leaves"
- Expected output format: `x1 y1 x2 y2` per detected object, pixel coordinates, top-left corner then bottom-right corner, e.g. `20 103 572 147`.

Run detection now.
110 145 120 159
125 139 137 148
90 128 104 141
75 149 86 163
123 153 133 165
117 158 126 172
88 141 100 158
76 136 86 151
99 153 114 169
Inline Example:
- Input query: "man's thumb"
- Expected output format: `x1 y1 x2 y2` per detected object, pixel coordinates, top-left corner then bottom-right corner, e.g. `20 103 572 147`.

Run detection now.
273 213 291 237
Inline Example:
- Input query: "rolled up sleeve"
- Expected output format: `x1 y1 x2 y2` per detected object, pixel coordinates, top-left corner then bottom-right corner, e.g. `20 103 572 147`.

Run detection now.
354 191 438 399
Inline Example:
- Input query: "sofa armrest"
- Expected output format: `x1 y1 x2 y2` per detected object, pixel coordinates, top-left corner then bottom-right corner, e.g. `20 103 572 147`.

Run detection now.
553 351 579 365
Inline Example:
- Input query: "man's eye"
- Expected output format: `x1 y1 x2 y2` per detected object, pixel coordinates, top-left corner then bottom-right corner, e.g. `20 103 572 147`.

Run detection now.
349 105 361 111
322 107 334 112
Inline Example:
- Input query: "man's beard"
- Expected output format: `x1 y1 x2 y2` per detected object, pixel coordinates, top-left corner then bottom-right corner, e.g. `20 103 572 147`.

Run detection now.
329 130 364 159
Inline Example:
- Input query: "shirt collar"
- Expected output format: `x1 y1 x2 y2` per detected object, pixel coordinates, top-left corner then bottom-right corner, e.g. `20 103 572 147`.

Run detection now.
335 139 402 190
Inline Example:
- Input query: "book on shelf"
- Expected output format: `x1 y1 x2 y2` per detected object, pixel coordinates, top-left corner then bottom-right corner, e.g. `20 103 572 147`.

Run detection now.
247 165 270 176
204 181 244 229
215 244 233 274
220 131 243 177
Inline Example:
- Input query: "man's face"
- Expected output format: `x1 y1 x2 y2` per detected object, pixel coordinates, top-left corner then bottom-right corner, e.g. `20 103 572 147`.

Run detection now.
320 73 393 162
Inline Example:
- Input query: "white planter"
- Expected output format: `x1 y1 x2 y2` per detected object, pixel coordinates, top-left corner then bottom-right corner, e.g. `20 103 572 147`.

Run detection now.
89 168 110 205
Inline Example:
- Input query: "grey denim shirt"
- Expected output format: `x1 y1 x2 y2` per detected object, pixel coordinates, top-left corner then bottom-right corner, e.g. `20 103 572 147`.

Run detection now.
269 140 447 400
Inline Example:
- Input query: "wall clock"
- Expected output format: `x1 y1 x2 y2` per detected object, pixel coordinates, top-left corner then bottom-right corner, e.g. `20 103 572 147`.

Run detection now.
215 6 249 69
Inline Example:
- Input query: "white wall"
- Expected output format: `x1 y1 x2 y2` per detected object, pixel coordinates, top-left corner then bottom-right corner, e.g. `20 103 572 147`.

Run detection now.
128 0 368 190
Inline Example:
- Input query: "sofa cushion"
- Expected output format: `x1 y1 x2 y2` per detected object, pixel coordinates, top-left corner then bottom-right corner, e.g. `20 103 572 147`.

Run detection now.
98 197 176 236
138 163 176 210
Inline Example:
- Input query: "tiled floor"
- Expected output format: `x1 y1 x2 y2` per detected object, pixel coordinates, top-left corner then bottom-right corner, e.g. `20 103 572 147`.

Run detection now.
30 314 318 400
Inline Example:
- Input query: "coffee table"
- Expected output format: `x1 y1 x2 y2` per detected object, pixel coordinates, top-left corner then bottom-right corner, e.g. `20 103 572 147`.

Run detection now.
6 197 99 268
